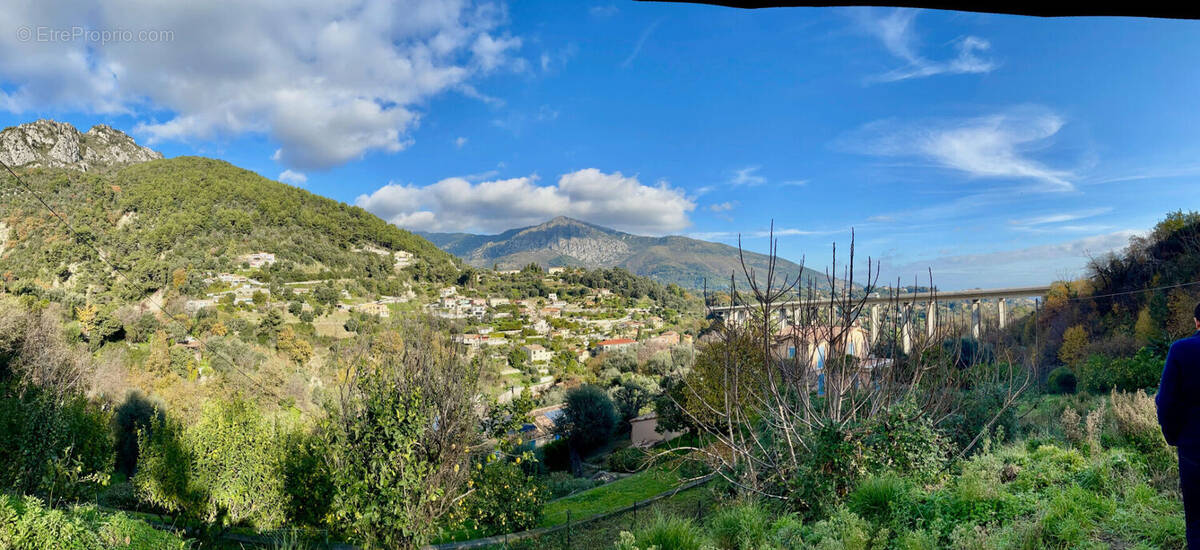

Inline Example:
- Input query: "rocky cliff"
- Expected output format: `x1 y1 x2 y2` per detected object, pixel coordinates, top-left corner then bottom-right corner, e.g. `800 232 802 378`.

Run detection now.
0 119 162 171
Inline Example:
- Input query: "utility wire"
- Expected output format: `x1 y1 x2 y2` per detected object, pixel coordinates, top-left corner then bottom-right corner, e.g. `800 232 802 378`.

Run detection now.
0 159 286 401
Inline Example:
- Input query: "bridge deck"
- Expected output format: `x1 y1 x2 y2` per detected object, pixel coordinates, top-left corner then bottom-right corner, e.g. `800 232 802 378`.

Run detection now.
710 285 1050 313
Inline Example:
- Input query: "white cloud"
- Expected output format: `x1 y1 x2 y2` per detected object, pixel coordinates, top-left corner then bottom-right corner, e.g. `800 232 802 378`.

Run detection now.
859 9 995 83
841 107 1075 191
455 136 468 148
730 165 766 186
355 168 696 234
278 169 308 185
0 0 523 171
709 201 737 213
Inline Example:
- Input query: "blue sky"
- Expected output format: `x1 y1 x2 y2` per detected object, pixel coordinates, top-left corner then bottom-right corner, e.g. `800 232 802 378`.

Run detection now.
1 2 1198 289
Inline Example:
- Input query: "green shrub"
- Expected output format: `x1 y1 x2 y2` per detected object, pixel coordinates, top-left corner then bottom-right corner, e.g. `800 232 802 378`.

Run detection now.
623 514 709 550
942 382 1018 455
787 422 867 520
1078 348 1164 393
0 390 114 503
454 458 547 536
1046 367 1077 394
708 501 773 550
864 401 949 483
847 475 911 525
557 384 618 454
134 399 295 530
322 323 479 549
608 447 649 473
0 494 191 549
805 507 875 550
538 438 571 471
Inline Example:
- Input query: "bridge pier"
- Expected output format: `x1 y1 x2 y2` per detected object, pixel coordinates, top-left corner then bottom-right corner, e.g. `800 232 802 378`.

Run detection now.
998 299 1007 330
971 299 981 339
925 302 937 339
869 305 879 346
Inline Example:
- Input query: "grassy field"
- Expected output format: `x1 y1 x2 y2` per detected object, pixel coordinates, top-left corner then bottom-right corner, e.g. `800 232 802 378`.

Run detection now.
504 484 719 550
540 462 684 527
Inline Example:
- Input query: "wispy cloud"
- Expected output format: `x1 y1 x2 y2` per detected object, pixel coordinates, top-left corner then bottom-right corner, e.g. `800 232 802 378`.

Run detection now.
621 19 662 69
730 165 766 186
709 201 738 213
840 106 1075 191
858 9 996 83
689 227 843 240
1008 207 1112 230
454 137 468 149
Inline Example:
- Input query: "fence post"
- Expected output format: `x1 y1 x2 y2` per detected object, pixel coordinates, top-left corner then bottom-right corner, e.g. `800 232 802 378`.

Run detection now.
566 509 571 550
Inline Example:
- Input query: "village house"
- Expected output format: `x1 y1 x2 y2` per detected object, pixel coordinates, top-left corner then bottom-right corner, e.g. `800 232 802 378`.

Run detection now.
355 302 390 318
523 344 552 363
593 338 637 354
646 331 680 347
241 252 276 268
521 404 565 447
630 412 684 448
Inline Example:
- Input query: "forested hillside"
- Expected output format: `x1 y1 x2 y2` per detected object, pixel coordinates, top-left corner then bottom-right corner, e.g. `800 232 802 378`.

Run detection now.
1 156 459 304
1012 211 1200 389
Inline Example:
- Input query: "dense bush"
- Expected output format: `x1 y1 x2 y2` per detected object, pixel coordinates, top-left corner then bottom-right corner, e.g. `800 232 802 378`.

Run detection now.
942 381 1019 454
1046 366 1077 394
0 389 114 503
556 384 617 460
0 494 191 549
134 398 293 529
1077 347 1163 393
454 458 547 536
708 501 774 550
538 438 572 472
323 325 479 549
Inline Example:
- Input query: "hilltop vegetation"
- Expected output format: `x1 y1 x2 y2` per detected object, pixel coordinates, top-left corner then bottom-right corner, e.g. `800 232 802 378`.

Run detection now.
1 156 459 304
1013 210 1200 390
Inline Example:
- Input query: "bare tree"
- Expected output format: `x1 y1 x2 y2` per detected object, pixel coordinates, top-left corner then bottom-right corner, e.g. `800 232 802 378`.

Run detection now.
662 226 1032 503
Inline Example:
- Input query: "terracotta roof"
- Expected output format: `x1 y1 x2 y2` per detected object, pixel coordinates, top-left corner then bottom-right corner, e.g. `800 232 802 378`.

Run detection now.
595 338 636 346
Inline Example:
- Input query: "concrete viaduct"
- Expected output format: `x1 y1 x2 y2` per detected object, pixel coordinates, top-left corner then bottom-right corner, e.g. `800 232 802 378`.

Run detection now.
710 285 1051 354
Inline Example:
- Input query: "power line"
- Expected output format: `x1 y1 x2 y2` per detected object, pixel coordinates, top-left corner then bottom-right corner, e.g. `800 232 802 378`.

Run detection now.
0 159 286 401
1055 279 1200 303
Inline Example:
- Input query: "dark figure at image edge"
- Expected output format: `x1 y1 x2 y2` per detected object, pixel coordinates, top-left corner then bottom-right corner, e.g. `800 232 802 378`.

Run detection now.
1156 301 1200 548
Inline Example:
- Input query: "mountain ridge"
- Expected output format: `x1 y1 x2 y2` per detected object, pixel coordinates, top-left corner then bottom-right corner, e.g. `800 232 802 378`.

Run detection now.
0 119 163 172
421 216 828 289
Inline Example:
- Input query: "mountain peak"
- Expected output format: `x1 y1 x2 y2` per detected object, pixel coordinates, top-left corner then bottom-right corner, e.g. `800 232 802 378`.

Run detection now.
0 119 162 172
